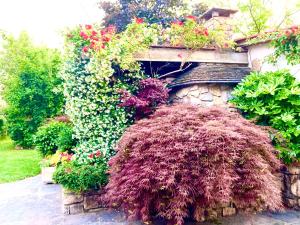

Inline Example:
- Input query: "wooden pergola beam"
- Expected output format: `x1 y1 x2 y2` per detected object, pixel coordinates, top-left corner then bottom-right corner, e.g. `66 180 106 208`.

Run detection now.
134 46 249 64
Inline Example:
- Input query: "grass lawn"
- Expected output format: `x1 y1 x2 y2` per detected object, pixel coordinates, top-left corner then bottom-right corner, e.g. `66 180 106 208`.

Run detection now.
0 137 41 183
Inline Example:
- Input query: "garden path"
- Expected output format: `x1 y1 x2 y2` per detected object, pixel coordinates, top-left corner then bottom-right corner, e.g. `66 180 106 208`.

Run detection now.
0 175 300 225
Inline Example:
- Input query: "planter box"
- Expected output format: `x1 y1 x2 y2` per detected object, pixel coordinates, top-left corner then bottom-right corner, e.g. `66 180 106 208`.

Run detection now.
282 165 300 209
62 188 105 215
41 167 56 184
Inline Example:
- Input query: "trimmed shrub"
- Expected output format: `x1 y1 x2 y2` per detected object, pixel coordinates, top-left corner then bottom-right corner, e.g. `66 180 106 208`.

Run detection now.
119 78 169 119
53 160 108 193
34 121 75 156
230 70 300 163
104 104 282 224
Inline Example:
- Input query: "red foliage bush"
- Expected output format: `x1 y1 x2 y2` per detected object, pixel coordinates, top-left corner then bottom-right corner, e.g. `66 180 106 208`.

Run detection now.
103 104 283 224
119 78 169 119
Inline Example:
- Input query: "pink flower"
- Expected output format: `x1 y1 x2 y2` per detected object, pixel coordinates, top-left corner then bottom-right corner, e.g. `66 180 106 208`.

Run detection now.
204 29 209 36
186 15 197 21
135 17 144 24
172 20 183 26
82 46 89 53
85 24 92 30
80 31 88 40
88 153 94 159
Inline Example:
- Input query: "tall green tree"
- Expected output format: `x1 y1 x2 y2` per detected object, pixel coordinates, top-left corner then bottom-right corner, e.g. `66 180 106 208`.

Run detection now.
0 32 64 147
99 0 208 31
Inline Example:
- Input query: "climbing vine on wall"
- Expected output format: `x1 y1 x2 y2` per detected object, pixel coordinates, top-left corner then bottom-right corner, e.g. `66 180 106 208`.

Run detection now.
271 26 300 65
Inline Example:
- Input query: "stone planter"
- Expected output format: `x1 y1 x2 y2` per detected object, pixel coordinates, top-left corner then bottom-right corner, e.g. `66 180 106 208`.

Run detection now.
282 165 300 209
62 188 105 215
41 167 56 184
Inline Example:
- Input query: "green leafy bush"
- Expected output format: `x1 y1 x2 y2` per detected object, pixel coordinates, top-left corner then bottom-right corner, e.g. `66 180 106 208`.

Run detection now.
0 116 6 138
34 121 75 156
0 32 64 147
231 70 300 163
53 160 108 193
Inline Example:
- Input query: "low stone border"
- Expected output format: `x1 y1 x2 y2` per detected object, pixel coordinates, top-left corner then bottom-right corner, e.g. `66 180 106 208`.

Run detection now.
62 165 300 217
282 165 300 209
62 188 104 214
62 187 238 219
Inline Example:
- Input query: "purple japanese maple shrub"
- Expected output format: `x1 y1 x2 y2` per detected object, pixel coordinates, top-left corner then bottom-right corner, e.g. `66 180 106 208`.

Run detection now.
119 78 169 119
103 104 283 224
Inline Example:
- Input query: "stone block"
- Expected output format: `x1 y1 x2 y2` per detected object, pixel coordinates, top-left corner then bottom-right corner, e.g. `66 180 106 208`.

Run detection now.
209 85 222 97
69 203 84 214
199 85 209 94
287 166 300 175
291 180 300 197
189 85 199 91
175 88 190 98
284 197 298 208
189 96 202 105
200 92 213 101
63 193 84 205
63 205 70 215
84 195 102 210
189 90 201 97
222 207 236 217
206 209 218 220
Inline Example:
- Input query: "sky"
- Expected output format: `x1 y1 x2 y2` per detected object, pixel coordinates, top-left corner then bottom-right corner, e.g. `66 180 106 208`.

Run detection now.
0 0 105 48
0 0 299 48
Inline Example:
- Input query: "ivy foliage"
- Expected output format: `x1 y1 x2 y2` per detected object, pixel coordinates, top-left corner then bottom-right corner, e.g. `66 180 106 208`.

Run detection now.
0 32 64 147
62 21 158 162
231 70 300 163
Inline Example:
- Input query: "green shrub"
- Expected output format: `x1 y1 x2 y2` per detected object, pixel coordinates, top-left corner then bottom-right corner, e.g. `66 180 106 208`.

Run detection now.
34 121 75 156
0 32 64 147
0 116 6 138
231 70 300 163
53 161 108 193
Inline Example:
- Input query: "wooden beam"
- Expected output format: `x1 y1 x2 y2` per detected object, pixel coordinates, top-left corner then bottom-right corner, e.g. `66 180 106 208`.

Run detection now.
134 47 249 64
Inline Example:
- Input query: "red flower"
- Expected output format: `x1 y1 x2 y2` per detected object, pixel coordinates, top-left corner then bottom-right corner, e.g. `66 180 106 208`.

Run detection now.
186 15 197 21
285 30 292 36
102 36 111 42
82 46 89 53
135 17 144 24
177 53 182 58
204 29 209 36
91 30 98 37
96 151 101 157
88 153 94 159
107 25 116 34
172 20 184 26
80 31 88 40
85 24 92 30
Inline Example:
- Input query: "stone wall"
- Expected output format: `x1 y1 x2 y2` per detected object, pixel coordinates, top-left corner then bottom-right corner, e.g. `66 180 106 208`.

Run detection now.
170 83 234 107
282 166 300 209
62 186 238 218
62 188 104 214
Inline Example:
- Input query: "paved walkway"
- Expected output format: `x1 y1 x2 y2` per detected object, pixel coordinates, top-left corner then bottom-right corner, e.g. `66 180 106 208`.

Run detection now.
0 175 300 225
